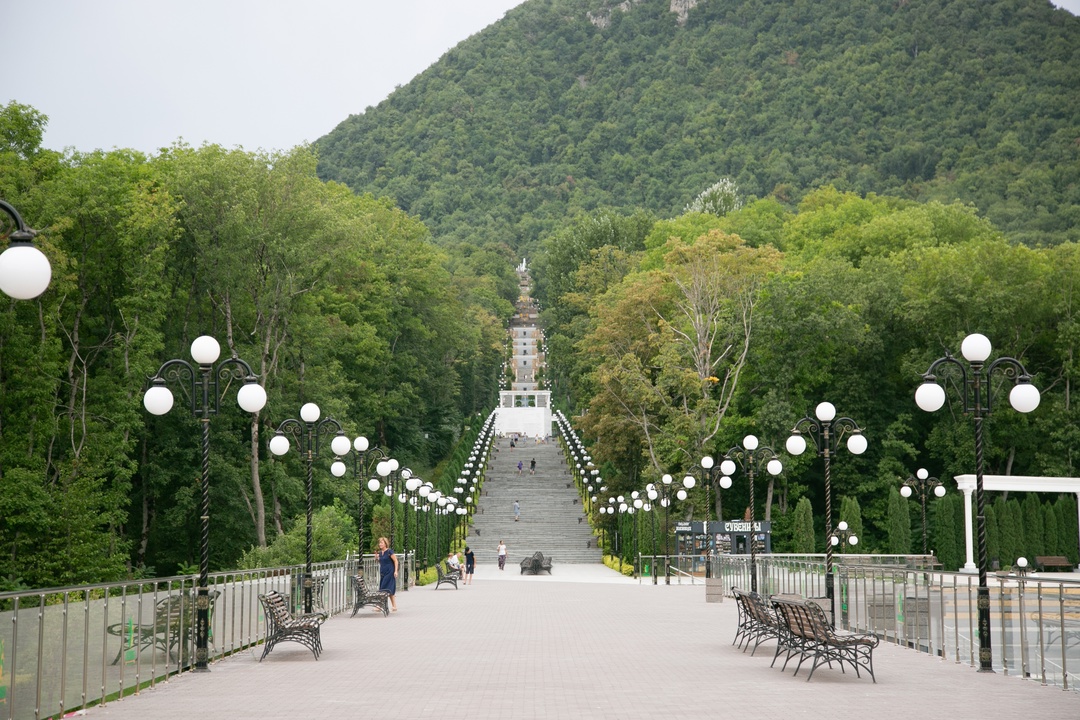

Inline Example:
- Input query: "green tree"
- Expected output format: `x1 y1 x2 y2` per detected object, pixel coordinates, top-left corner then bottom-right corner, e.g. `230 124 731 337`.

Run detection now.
886 488 912 554
791 497 815 553
933 495 961 570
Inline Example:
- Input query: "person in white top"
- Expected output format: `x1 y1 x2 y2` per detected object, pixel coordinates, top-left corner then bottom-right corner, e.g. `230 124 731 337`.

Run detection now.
497 541 507 571
447 551 462 578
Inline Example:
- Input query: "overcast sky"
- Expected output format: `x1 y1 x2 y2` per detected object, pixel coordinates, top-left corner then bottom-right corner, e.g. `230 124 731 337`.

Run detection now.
5 0 526 155
5 0 1078 157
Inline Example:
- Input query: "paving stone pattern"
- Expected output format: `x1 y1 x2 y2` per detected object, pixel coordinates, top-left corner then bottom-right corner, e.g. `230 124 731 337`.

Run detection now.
83 565 1079 720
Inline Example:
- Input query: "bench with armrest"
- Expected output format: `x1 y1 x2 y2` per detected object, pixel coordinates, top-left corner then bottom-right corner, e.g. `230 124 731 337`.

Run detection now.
731 587 785 658
258 590 326 661
107 589 220 665
1035 556 1075 572
520 551 553 575
771 596 879 682
435 563 459 589
350 575 390 616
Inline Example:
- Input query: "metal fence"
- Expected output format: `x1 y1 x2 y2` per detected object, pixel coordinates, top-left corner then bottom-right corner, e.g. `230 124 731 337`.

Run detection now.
713 554 1080 691
0 553 413 720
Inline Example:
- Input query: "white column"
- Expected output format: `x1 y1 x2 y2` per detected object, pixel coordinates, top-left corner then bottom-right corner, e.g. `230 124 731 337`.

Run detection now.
961 485 976 573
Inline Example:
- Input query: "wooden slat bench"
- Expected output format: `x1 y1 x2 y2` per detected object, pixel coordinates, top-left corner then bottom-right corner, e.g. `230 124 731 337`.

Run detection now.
435 563 459 589
258 590 326 661
731 587 784 658
771 596 879 682
1035 556 1075 572
350 575 390 616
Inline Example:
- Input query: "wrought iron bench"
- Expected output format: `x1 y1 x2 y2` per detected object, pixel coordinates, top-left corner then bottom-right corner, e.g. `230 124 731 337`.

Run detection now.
435 562 459 589
108 589 220 665
1035 555 1074 572
519 551 553 575
731 587 784 658
258 590 326 661
771 596 879 682
350 575 390 616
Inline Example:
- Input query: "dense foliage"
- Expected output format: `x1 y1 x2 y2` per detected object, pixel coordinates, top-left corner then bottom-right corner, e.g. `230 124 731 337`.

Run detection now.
317 0 1080 252
532 189 1080 563
0 102 513 590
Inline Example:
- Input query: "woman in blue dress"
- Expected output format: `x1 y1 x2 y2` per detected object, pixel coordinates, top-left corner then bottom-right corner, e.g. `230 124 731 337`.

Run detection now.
377 536 399 611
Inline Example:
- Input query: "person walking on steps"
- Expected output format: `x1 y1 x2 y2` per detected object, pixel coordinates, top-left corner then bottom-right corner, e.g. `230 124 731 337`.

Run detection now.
529 458 536 475
517 460 523 475
514 500 520 522
498 540 507 570
376 536 399 612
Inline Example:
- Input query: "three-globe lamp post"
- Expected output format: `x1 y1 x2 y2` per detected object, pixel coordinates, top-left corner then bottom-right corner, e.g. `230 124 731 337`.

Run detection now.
269 403 346 613
901 468 946 555
915 332 1040 673
786 402 867 603
143 335 267 671
713 435 783 593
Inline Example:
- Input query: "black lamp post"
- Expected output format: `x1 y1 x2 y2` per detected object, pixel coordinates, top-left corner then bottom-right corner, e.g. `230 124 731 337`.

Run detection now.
915 332 1040 673
786 402 868 603
682 456 723 578
143 335 267 671
0 199 51 299
901 468 946 555
269 403 345 614
648 473 693 584
329 436 388 567
829 521 859 553
713 435 784 593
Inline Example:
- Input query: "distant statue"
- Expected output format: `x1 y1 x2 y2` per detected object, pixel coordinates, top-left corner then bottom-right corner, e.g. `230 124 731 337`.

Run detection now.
518 257 528 272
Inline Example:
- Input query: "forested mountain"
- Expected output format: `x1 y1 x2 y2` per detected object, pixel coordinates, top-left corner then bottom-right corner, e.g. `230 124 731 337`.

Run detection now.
317 0 1080 250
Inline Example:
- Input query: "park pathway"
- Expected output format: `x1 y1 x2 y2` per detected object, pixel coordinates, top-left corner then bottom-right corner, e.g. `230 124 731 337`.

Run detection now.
82 567 1079 720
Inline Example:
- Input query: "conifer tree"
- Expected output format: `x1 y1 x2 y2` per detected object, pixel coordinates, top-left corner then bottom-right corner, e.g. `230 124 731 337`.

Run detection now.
792 498 815 554
886 488 911 554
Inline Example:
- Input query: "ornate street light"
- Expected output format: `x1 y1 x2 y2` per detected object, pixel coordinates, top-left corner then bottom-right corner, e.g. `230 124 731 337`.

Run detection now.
648 473 694 585
829 520 859 552
900 468 946 555
143 335 267 671
714 434 783 593
787 401 867 603
915 332 1039 673
329 436 388 565
0 199 51 299
269 403 345 613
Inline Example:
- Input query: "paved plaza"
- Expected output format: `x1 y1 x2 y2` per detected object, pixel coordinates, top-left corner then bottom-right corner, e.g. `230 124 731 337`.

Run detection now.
83 564 1079 720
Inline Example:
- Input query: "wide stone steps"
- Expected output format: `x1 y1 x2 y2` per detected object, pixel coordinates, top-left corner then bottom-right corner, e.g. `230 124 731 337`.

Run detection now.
471 437 601 565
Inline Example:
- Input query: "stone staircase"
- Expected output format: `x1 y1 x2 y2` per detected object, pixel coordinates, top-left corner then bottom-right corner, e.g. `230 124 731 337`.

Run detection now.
470 437 602 567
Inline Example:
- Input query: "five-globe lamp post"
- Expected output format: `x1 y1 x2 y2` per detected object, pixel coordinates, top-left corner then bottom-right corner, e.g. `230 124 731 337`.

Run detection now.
269 403 346 613
329 436 388 569
713 435 783 593
650 473 693 584
915 332 1040 673
786 402 868 603
901 468 946 555
142 335 267 672
0 199 52 300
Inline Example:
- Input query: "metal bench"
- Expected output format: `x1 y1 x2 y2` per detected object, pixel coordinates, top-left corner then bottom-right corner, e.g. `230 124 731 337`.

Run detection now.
1035 555 1074 572
350 575 390 616
107 589 220 665
771 596 879 682
258 590 326 661
435 562 459 589
519 551 553 575
731 587 784 658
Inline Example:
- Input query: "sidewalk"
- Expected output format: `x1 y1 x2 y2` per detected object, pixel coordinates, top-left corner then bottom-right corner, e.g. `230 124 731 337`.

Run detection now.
83 564 1079 719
